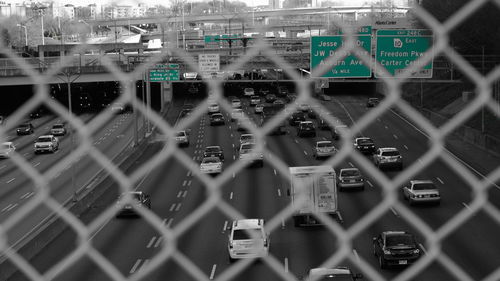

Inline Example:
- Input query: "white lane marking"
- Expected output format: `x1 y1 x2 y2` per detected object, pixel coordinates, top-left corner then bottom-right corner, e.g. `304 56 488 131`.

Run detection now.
274 169 277 176
384 125 389 129
187 171 191 177
229 192 233 200
33 162 40 167
154 237 163 248
194 150 198 154
281 219 285 229
182 191 187 198
404 145 409 150
294 139 298 143
162 218 167 226
139 259 150 272
182 180 187 187
0 165 5 170
187 180 191 186
147 237 156 248
419 243 427 255
209 264 217 280
277 189 281 197
166 218 173 228
6 178 15 184
192 156 197 160
233 155 236 160
25 192 34 199
232 172 235 178
177 191 182 198
303 151 308 155
23 153 30 157
20 192 31 199
367 180 373 187
393 134 398 139
353 249 360 262
462 202 471 210
437 177 444 184
284 258 289 273
130 259 142 274
175 203 182 211
348 162 354 167
169 204 176 211
222 221 228 233
232 143 235 148
390 207 399 217
2 204 13 212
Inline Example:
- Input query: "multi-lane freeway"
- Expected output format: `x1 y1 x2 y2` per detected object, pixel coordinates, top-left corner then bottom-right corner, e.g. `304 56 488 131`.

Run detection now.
3 86 499 281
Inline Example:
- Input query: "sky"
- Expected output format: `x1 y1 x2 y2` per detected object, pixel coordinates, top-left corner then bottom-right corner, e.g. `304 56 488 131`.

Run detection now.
51 0 271 7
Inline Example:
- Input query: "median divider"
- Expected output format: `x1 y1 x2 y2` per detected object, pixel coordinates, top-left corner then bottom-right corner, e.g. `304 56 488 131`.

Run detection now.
0 103 173 280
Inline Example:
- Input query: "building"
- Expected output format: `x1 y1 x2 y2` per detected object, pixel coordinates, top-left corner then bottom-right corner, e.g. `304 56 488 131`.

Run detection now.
0 1 27 17
52 4 75 20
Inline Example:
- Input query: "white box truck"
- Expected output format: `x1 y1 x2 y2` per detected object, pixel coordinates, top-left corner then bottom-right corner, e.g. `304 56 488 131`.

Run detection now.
288 166 342 226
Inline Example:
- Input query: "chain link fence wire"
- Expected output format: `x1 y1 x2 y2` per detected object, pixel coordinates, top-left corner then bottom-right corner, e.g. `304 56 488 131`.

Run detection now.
0 0 499 280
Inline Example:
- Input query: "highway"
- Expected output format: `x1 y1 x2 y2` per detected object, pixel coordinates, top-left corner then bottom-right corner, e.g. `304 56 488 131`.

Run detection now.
4 91 500 281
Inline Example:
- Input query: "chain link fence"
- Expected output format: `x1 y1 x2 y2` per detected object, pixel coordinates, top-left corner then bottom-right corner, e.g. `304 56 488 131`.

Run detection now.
0 1 500 281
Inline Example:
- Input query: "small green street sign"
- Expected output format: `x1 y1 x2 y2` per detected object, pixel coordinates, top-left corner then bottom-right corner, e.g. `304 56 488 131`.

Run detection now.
310 35 372 78
149 69 179 81
375 29 433 78
154 64 180 69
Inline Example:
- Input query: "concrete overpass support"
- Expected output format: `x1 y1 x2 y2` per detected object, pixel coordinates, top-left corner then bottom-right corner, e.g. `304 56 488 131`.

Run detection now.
162 82 172 112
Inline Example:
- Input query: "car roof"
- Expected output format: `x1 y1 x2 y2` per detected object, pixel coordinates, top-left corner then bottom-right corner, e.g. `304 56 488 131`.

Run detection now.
232 108 243 112
53 123 64 126
316 141 332 145
38 135 54 138
240 134 254 138
410 180 434 185
211 113 223 116
355 137 372 141
2 142 13 145
205 146 221 150
379 147 398 152
382 231 409 237
369 97 379 100
202 156 221 161
232 219 263 230
309 267 351 276
300 121 313 124
340 168 359 173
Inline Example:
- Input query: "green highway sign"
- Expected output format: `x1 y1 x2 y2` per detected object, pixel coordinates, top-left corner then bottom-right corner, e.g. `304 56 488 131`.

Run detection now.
375 29 433 78
310 35 372 78
149 69 179 81
154 64 179 69
204 34 242 43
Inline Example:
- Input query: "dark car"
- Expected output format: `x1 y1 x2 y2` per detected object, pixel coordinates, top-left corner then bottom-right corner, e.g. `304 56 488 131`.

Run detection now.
203 146 224 161
259 88 270 96
265 94 277 103
354 137 376 154
277 86 288 96
115 191 152 217
16 123 34 135
367 98 380 107
289 112 306 126
297 121 316 137
372 231 421 269
209 113 225 126
180 109 191 118
305 267 363 281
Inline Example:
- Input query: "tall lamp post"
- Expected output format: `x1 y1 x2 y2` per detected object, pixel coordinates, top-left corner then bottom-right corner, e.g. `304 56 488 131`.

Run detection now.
32 5 47 45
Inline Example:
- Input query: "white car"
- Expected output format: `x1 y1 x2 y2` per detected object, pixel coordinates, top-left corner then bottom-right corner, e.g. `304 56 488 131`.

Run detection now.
243 87 255 97
373 147 403 170
255 103 264 114
34 135 59 154
231 109 244 121
50 123 66 136
239 134 255 146
0 142 16 158
298 103 310 112
305 267 363 281
231 99 242 108
403 180 441 205
175 131 189 147
338 168 365 191
228 219 269 262
208 102 219 114
111 102 125 114
200 156 222 174
238 143 263 167
250 95 261 106
313 141 336 159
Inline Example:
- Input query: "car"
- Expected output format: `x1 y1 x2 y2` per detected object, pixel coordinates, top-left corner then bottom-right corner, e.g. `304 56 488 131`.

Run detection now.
403 180 441 205
115 191 151 217
182 103 195 110
354 137 376 154
265 94 277 103
277 86 288 96
289 112 306 126
17 123 34 135
320 94 332 101
239 134 255 146
179 109 191 118
243 87 255 97
175 131 189 147
182 72 199 80
231 98 242 108
338 168 364 191
231 109 244 121
50 124 66 136
273 99 285 106
298 103 310 112
34 135 59 154
0 142 16 159
237 117 252 132
313 141 336 159
372 231 421 269
367 97 380 107
208 102 220 114
203 146 224 161
238 142 264 167
210 113 225 126
250 95 261 106
332 125 349 140
297 121 316 137
228 219 269 262
373 147 403 170
259 88 270 96
200 156 223 175
255 103 264 114
305 267 363 281
111 102 125 114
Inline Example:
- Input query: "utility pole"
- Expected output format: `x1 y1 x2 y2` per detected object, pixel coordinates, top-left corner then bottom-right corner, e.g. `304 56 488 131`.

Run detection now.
481 46 485 133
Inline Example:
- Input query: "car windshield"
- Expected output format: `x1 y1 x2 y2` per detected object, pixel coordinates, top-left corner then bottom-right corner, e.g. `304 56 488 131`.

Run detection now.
37 137 52 142
369 98 379 102
232 99 240 103
205 147 220 153
53 124 63 129
413 183 436 190
232 229 262 240
232 109 242 114
202 157 219 164
382 151 400 157
341 170 360 177
240 143 255 153
317 142 332 148
358 139 374 145
241 135 254 142
386 234 415 247
176 132 186 137
209 103 218 107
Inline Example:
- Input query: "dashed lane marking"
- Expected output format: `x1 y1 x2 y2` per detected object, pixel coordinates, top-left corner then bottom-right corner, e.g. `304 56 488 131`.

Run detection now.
367 180 373 187
162 218 167 226
353 249 360 262
437 177 444 184
384 125 389 129
166 218 173 228
274 169 277 176
6 178 15 184
303 151 308 155
130 259 142 274
404 145 409 150
187 171 192 177
419 243 427 255
154 237 163 248
393 134 398 139
294 139 298 144
284 258 289 273
20 192 31 199
177 191 182 198
187 180 191 186
348 162 354 167
169 204 176 212
229 192 233 200
182 180 187 187
222 221 228 233
390 207 399 217
33 162 41 167
462 202 471 210
175 203 182 211
209 264 217 280
182 191 187 197
2 204 13 212
277 189 281 197
147 237 156 248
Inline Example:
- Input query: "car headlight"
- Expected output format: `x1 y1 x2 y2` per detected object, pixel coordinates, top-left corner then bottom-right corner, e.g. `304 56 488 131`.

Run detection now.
383 249 391 255
413 249 420 254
